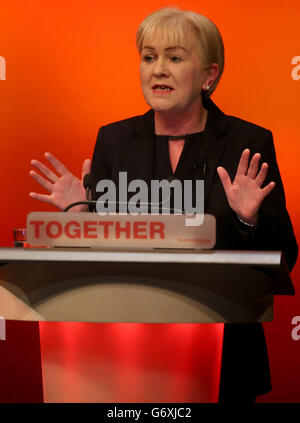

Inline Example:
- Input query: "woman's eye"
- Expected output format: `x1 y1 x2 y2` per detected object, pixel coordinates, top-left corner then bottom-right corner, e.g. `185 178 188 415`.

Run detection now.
143 55 155 62
170 56 182 63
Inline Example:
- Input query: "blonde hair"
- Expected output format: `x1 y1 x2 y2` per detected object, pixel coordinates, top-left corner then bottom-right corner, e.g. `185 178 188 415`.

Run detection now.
136 7 224 98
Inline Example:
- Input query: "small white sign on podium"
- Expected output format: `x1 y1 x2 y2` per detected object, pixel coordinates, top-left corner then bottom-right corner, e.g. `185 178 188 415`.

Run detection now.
26 212 216 250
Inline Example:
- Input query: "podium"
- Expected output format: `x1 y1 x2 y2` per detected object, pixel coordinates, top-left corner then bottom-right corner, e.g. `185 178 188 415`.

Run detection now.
0 247 294 402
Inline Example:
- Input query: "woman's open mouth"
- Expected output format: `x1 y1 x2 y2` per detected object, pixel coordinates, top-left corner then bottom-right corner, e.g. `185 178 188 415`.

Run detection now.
152 84 174 94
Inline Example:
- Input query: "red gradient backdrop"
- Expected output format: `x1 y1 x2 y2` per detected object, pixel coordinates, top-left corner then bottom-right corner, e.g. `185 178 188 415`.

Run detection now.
0 0 300 402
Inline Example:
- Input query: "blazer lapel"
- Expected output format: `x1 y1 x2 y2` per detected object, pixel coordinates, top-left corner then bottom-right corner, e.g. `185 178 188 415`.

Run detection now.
128 109 155 184
200 98 228 204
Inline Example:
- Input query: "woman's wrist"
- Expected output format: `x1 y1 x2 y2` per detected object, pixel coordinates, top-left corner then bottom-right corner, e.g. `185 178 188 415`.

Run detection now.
236 214 257 227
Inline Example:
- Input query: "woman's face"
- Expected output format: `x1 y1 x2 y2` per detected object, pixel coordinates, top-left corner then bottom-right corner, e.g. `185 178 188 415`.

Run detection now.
139 30 210 116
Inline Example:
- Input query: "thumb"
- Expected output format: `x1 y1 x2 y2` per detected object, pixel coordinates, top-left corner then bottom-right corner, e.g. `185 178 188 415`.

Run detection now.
82 158 91 180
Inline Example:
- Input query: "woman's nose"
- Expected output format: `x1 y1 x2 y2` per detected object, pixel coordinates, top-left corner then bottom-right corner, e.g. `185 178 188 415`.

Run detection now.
153 57 169 77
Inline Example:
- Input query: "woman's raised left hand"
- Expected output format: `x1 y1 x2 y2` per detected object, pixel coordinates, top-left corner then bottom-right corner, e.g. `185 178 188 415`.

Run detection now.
217 149 275 225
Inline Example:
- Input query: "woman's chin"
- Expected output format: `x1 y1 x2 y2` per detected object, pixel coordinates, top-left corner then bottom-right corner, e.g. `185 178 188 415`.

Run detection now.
151 102 177 114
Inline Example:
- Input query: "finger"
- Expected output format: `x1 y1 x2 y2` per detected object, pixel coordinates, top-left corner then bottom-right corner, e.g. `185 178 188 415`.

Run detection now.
247 153 261 179
31 159 58 183
255 162 268 187
44 152 69 176
29 192 53 205
217 166 232 196
29 170 53 193
82 158 91 180
236 149 251 176
261 181 276 199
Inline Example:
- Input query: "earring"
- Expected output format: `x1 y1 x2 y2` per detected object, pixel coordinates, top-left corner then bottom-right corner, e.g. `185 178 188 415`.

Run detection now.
206 85 210 90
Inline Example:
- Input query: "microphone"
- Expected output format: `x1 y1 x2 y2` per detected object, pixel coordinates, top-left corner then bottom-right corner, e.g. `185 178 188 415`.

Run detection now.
64 174 184 214
83 173 94 201
63 200 98 212
83 173 94 189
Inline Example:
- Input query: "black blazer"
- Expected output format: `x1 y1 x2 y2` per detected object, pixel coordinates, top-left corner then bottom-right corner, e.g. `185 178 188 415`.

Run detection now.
91 98 298 271
91 98 298 399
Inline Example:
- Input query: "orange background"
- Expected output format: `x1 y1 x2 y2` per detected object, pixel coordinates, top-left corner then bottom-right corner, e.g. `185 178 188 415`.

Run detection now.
0 0 300 401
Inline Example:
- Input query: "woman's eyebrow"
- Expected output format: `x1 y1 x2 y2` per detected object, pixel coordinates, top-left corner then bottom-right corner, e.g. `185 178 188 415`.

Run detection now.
142 45 188 52
164 46 188 52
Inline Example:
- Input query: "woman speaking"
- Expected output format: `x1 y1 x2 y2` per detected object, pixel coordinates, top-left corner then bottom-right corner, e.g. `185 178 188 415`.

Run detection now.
29 7 298 402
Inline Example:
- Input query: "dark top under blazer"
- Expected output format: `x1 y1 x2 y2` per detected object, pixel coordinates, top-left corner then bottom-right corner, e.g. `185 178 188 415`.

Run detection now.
91 97 298 398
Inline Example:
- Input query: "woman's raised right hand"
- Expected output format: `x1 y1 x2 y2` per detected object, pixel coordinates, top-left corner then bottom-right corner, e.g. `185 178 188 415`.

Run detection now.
29 152 91 211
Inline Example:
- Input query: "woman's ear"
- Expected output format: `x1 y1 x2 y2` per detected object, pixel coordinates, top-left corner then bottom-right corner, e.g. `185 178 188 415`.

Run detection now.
202 63 219 90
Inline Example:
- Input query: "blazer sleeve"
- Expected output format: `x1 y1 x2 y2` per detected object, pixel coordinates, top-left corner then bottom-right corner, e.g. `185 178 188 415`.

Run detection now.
90 126 112 200
250 130 298 271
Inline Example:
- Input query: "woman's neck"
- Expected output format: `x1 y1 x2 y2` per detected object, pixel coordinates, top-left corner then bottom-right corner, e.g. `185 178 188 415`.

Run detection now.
154 104 208 136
